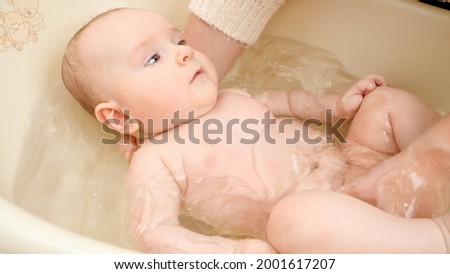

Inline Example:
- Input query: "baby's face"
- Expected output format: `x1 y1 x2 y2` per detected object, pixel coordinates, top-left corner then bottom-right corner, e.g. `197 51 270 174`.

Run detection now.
88 9 218 135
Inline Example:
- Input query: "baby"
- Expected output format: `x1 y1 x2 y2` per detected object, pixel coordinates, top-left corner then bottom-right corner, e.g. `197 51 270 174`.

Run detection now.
61 8 450 253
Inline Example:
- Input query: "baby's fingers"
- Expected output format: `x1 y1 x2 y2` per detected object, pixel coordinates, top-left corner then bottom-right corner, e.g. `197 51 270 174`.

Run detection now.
366 74 387 87
356 75 387 94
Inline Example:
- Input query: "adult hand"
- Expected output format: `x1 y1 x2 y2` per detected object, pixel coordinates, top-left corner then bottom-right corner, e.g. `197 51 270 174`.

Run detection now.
184 14 244 80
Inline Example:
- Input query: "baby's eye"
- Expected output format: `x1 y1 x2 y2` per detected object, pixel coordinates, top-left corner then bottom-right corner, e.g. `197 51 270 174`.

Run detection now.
177 39 186 46
145 53 160 66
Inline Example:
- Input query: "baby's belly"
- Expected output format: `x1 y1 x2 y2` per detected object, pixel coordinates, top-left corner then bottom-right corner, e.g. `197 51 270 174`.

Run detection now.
252 122 349 194
181 126 349 238
181 175 272 238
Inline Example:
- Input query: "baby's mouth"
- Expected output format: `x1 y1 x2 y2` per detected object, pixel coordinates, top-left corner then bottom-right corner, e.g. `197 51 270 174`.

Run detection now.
191 68 205 83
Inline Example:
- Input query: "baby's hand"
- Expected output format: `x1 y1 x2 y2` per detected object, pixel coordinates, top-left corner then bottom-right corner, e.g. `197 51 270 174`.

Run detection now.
338 74 387 118
234 239 278 254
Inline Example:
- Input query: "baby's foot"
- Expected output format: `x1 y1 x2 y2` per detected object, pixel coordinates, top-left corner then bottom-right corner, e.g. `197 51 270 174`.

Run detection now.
338 74 387 118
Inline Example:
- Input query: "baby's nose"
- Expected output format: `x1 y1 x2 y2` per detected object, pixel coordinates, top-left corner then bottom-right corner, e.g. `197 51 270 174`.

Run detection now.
176 45 194 65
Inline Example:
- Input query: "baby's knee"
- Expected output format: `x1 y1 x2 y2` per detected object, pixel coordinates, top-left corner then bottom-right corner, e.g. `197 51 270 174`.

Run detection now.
363 86 415 108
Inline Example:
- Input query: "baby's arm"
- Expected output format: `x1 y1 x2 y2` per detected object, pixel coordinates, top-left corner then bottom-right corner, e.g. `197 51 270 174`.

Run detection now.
126 147 276 253
255 75 387 121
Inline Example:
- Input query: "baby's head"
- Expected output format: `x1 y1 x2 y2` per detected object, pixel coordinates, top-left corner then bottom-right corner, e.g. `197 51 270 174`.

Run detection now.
62 8 218 138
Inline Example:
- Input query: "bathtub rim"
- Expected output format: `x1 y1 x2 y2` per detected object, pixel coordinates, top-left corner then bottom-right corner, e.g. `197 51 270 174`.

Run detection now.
1 0 450 253
0 197 136 253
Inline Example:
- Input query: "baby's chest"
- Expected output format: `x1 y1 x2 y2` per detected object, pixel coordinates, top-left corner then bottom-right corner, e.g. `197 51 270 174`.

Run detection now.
181 135 319 204
177 90 335 200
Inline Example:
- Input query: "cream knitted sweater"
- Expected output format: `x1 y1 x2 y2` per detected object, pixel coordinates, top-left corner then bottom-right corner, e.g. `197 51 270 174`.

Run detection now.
189 0 284 45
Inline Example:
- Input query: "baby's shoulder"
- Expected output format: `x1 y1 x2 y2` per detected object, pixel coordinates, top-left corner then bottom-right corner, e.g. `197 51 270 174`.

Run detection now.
214 88 270 116
127 140 190 189
127 143 158 171
128 142 175 169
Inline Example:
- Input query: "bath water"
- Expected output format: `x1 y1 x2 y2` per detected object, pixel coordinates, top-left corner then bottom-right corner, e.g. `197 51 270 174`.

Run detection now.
13 35 357 249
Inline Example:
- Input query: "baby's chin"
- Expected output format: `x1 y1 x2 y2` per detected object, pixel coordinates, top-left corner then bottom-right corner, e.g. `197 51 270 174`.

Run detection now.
190 79 218 104
192 92 218 118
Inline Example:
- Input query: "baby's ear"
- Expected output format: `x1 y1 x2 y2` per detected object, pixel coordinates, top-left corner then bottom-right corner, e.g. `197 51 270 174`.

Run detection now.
95 102 140 138
95 102 126 133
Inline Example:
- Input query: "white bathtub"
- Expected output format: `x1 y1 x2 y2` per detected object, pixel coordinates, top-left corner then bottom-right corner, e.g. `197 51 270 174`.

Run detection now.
1 0 449 253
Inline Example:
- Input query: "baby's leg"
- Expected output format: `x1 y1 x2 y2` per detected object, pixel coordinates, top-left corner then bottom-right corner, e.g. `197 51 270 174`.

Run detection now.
266 190 449 253
348 113 450 218
345 86 440 155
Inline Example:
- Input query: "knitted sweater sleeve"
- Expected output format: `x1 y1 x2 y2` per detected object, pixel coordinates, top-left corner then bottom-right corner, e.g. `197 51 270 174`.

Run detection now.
188 0 284 45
